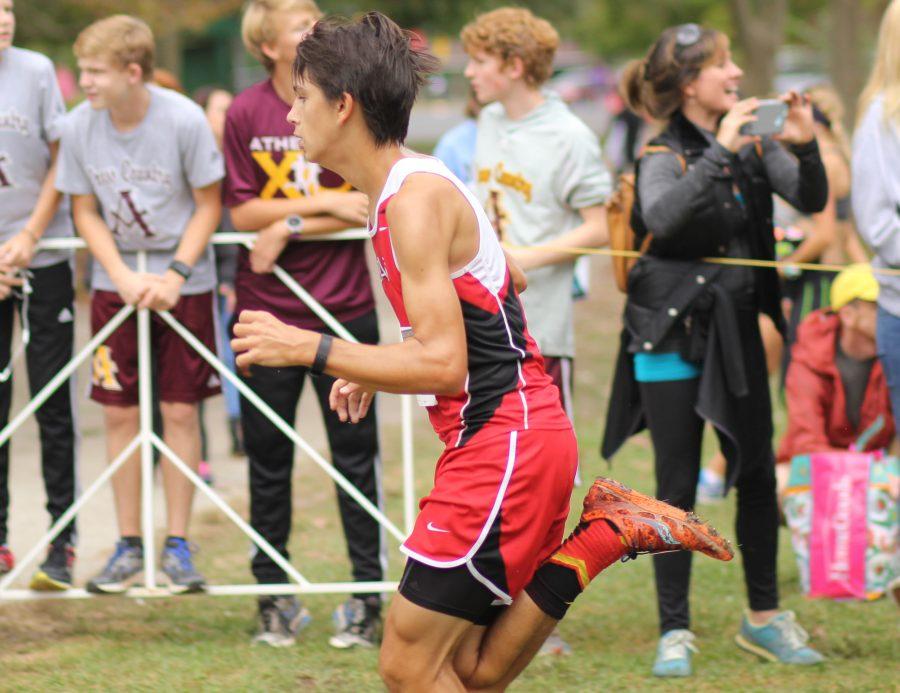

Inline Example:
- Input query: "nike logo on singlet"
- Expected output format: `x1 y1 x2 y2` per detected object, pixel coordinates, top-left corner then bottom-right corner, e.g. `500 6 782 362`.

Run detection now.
426 521 450 533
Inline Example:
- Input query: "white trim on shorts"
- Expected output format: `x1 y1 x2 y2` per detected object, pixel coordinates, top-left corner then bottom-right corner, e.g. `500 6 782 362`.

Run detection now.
399 430 518 604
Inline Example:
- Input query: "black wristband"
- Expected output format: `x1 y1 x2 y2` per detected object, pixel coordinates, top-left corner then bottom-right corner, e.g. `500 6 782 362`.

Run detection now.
310 333 333 376
168 260 193 280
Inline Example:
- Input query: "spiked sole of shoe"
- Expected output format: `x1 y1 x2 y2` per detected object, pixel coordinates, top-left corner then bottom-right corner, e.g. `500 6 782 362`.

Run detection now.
583 477 734 561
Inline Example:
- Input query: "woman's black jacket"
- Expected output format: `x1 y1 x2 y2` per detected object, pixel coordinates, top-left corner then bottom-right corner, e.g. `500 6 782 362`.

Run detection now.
601 110 828 485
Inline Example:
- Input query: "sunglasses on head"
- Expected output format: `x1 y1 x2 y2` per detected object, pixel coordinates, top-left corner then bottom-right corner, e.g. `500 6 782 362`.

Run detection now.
675 23 702 48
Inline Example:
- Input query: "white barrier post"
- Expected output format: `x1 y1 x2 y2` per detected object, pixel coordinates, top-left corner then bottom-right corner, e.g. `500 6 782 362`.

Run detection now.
0 233 415 602
0 304 134 449
136 250 158 591
0 436 141 594
149 433 311 589
401 394 415 534
156 309 407 545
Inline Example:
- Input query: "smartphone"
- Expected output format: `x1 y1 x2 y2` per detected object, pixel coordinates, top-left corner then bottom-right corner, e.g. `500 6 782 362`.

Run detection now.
740 99 788 137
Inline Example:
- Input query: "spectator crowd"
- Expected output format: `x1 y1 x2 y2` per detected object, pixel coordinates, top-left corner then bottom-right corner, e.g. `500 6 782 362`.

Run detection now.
0 0 897 678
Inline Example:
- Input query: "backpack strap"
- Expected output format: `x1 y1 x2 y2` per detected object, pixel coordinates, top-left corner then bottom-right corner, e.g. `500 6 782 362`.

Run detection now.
638 144 686 173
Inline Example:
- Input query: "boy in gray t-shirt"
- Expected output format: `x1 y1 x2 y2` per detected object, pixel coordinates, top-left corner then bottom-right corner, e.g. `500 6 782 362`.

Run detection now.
0 0 79 592
55 15 223 595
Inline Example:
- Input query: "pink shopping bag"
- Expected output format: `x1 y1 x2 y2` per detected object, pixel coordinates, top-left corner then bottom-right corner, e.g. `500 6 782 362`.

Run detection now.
808 451 872 599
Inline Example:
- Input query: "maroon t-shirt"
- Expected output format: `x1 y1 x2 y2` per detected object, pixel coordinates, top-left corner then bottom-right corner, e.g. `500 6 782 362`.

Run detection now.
222 80 374 328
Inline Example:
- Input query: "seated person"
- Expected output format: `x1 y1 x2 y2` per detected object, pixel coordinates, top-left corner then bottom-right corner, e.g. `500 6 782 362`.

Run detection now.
777 263 895 491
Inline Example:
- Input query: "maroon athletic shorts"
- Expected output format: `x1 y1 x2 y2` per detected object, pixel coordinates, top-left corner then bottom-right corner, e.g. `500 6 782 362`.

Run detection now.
89 290 221 406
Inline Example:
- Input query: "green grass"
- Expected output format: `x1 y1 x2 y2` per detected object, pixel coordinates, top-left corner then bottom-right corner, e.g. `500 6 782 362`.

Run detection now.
1 273 898 691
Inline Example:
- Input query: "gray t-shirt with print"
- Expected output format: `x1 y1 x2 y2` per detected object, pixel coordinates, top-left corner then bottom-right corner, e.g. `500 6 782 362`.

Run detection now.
0 47 73 268
56 84 224 293
474 93 611 358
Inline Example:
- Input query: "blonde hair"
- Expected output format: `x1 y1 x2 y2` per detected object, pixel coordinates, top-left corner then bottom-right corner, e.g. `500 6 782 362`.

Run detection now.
74 15 155 80
460 8 559 88
858 0 900 125
241 0 322 72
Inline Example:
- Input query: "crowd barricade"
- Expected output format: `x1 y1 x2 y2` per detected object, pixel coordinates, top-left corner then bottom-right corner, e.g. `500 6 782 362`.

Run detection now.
0 231 416 601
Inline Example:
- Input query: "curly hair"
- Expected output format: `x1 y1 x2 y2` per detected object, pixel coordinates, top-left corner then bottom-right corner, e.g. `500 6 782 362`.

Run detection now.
461 8 559 88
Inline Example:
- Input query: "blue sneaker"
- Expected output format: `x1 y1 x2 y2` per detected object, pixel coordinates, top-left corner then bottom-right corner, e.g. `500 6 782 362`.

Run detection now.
652 629 697 677
696 469 725 504
160 538 206 594
735 611 825 665
86 540 144 594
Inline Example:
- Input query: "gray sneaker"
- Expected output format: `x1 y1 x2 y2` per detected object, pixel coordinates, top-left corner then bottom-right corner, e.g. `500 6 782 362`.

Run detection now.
86 540 144 594
160 538 206 594
253 595 312 647
329 596 382 649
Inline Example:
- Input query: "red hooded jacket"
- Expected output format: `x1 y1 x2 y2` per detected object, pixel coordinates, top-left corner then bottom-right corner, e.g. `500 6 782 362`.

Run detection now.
777 309 895 463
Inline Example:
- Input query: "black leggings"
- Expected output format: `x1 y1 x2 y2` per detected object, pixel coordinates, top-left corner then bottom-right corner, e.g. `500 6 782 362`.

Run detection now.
638 377 780 634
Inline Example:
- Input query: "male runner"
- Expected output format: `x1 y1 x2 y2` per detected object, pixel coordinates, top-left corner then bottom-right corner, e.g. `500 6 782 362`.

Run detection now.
232 13 732 691
0 0 78 590
56 15 223 593
463 10 611 653
224 0 385 648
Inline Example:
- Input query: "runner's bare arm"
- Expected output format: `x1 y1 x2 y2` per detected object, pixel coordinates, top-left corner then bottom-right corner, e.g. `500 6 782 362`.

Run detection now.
229 190 369 232
504 204 607 270
232 178 468 395
0 142 64 268
71 193 154 305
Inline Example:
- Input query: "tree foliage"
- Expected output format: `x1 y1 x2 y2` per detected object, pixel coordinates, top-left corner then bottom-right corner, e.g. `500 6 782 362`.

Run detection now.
15 0 243 63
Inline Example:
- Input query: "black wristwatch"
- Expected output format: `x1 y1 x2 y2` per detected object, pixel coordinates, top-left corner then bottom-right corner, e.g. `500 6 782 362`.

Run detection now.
168 260 193 280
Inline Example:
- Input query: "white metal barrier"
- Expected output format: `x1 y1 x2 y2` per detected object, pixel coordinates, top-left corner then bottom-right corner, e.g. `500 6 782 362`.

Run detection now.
0 232 416 601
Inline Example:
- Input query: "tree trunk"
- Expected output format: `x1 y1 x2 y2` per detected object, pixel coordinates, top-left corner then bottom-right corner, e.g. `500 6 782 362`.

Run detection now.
156 30 183 78
729 0 788 97
829 0 864 127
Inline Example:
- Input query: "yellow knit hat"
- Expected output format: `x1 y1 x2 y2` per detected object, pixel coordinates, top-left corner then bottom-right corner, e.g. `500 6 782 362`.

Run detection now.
830 263 879 310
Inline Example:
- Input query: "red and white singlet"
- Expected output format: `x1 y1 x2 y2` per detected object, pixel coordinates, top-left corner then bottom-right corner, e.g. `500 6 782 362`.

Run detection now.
369 156 571 449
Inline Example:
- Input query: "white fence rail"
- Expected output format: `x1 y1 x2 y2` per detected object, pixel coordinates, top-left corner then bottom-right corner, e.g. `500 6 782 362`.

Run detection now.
0 232 415 602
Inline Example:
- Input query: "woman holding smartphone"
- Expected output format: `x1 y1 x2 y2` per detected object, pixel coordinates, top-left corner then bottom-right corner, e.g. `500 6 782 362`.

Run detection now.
602 23 828 677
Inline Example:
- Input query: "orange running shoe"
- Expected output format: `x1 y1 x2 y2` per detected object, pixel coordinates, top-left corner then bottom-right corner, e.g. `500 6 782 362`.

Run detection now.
580 477 734 562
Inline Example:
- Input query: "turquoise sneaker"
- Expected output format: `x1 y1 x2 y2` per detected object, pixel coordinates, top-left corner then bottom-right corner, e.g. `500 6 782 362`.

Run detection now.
735 611 825 665
652 629 697 677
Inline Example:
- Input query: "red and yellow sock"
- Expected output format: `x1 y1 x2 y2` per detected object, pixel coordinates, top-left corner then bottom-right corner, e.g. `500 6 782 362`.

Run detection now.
525 520 627 619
